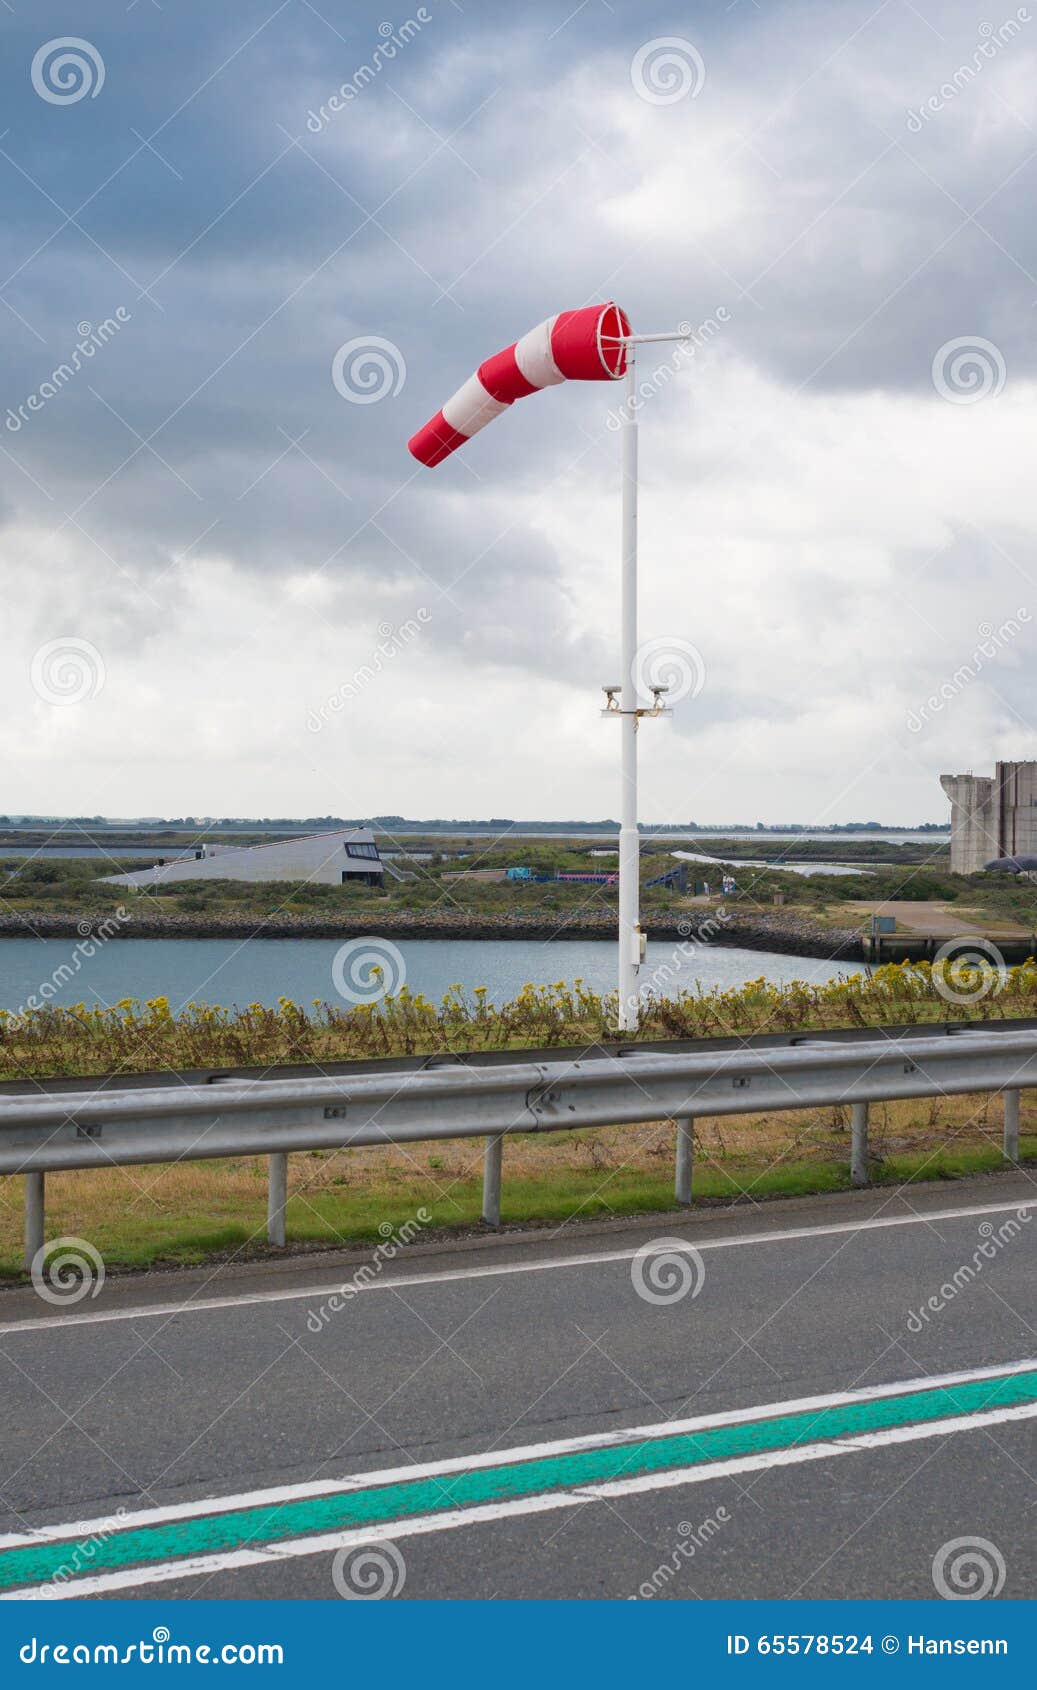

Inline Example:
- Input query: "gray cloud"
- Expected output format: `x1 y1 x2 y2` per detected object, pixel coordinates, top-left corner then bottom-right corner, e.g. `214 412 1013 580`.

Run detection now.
2 0 1037 816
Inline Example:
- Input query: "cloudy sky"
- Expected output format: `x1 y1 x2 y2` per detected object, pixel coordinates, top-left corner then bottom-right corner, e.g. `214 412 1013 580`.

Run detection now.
1 0 1035 825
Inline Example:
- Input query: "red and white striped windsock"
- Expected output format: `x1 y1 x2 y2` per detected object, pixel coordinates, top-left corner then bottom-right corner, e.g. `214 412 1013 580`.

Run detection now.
408 301 631 467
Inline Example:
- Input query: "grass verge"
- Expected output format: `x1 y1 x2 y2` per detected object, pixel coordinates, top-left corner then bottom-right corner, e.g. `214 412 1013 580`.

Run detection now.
3 1106 1033 1281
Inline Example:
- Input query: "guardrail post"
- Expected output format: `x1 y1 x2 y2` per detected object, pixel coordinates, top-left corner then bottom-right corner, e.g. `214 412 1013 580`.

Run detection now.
24 1172 44 1272
482 1133 504 1228
1003 1089 1020 1162
850 1102 869 1187
675 1116 694 1206
267 1153 288 1247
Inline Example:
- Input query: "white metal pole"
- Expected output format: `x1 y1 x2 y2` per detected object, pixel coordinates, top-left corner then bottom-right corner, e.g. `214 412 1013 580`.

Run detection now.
618 347 640 1032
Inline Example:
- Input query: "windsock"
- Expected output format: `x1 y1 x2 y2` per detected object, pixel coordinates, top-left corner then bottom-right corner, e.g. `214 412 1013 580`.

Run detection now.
408 301 631 467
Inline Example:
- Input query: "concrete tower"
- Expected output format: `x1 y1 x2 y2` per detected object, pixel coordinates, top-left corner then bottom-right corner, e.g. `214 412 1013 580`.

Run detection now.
941 762 1037 873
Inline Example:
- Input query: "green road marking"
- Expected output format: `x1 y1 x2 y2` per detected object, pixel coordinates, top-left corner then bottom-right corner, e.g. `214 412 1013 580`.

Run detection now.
4 1369 1036 1591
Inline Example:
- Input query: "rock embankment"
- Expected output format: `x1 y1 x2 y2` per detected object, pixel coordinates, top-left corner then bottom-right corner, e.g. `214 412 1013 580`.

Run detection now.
0 908 865 961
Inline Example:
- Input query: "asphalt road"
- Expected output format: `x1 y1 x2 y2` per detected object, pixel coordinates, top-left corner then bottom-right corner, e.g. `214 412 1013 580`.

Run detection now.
0 1174 1035 1601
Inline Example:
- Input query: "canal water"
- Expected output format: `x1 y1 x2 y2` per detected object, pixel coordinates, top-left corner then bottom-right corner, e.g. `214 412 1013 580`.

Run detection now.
0 936 863 1016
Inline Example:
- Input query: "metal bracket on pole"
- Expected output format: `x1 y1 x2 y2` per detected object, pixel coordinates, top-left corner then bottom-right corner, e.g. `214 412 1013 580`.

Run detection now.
525 1080 564 1121
619 330 693 346
601 686 672 720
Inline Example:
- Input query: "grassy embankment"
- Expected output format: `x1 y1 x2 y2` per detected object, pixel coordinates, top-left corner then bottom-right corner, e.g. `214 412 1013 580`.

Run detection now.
1 961 1035 1277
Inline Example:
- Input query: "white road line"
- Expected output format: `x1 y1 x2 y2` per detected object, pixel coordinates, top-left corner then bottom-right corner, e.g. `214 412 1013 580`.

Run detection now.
0 1195 1033 1337
0 1357 1030 1552
10 1397 1037 1599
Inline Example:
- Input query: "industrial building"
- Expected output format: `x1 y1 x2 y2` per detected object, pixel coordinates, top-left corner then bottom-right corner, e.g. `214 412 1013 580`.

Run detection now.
941 763 1037 874
102 828 384 889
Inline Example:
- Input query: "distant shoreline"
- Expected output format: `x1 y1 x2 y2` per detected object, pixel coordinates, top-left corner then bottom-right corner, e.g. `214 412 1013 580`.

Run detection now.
0 911 865 963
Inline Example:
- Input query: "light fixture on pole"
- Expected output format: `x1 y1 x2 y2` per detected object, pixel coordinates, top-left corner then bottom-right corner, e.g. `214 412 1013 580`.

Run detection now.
407 304 690 1034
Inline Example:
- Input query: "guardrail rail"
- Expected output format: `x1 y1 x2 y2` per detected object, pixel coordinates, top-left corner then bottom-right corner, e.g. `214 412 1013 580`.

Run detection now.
1 1019 1034 1267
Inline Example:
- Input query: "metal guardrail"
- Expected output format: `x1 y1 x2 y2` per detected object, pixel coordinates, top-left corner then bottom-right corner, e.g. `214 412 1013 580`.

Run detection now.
1 1021 1033 1268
